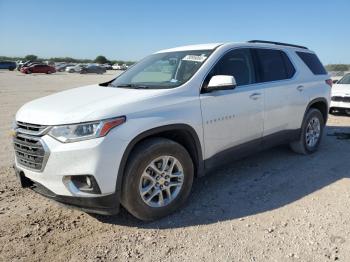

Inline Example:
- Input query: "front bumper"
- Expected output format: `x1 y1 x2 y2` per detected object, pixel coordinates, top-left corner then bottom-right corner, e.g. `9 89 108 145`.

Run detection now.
330 98 350 109
330 92 350 109
14 167 119 215
14 129 128 196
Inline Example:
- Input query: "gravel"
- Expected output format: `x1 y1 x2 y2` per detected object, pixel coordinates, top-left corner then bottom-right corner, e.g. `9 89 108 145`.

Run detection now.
1 71 350 261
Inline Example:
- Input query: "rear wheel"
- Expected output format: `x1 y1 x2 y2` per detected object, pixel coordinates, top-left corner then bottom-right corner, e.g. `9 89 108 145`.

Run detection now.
290 108 324 154
121 138 194 221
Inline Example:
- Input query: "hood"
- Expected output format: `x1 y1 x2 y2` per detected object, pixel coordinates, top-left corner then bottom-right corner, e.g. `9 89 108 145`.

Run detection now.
16 84 169 125
332 84 350 96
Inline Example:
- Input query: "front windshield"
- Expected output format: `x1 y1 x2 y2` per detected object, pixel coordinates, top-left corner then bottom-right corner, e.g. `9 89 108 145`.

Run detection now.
109 50 212 89
338 74 350 84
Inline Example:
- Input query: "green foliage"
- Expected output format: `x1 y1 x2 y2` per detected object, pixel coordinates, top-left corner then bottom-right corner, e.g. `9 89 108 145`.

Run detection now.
0 55 136 65
49 57 93 63
0 56 23 61
24 54 38 61
94 55 109 64
111 60 134 66
325 64 350 72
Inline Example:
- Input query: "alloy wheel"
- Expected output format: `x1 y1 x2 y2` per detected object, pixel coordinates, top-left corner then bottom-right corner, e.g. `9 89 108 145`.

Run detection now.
139 156 184 208
305 116 321 147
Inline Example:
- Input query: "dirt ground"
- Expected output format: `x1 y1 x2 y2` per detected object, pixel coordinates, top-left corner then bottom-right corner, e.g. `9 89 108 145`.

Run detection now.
1 70 350 261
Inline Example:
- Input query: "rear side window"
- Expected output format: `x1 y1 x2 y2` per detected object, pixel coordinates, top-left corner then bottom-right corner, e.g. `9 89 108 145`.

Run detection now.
296 52 327 75
254 49 296 82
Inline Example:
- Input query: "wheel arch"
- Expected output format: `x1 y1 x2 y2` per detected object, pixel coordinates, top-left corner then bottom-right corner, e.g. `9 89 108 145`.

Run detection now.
305 97 329 123
115 124 204 199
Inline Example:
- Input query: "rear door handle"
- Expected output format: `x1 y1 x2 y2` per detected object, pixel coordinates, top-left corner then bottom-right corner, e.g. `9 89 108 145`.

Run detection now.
249 93 261 100
297 85 304 92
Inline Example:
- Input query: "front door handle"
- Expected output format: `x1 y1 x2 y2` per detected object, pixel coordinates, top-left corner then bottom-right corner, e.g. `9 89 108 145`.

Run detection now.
249 93 261 100
297 85 304 92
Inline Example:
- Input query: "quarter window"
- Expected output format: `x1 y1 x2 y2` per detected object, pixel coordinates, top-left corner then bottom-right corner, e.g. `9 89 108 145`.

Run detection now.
254 49 295 82
296 52 327 75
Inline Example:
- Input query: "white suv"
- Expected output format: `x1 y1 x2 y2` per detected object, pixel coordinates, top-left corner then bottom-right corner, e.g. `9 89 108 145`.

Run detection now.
13 41 331 221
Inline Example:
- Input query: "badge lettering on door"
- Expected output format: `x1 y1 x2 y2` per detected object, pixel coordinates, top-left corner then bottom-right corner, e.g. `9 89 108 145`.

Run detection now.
206 114 235 124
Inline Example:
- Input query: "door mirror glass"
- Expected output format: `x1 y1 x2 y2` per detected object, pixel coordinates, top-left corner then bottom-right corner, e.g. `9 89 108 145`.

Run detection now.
206 75 237 92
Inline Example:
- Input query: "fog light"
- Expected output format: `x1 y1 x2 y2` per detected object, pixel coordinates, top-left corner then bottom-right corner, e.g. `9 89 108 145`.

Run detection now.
65 175 101 194
86 176 92 188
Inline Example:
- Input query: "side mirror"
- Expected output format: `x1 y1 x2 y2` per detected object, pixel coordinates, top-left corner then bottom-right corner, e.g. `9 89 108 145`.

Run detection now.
206 75 237 92
332 80 338 84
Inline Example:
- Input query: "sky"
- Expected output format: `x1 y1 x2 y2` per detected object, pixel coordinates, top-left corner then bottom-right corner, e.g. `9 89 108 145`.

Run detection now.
0 0 349 64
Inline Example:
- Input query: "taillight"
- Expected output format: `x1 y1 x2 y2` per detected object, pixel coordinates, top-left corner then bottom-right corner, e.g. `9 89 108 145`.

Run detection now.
325 79 333 88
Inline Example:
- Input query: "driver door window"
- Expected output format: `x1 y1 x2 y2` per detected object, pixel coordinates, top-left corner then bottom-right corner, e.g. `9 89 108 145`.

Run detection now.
205 48 256 88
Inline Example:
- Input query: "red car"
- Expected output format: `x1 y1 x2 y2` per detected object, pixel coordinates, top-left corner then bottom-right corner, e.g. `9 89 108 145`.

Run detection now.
21 64 56 74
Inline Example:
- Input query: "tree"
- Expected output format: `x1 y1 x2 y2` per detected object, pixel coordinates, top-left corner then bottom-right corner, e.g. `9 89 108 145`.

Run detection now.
94 55 108 64
24 54 38 61
332 64 349 72
326 64 349 72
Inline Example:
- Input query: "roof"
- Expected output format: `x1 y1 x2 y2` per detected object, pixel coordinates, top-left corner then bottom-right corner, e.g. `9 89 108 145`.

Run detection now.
156 43 223 53
155 41 311 54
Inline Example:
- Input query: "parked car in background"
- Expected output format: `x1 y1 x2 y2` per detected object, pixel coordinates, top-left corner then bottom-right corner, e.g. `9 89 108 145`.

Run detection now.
66 64 85 73
0 61 16 71
121 64 128 70
20 64 56 74
13 41 330 221
56 63 75 72
17 61 30 71
100 64 113 70
330 73 350 114
17 61 43 71
80 65 106 74
112 64 122 70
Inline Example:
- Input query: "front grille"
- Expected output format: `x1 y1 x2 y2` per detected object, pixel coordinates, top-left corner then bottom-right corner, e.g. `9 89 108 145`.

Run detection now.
331 96 350 103
16 121 49 136
13 122 50 171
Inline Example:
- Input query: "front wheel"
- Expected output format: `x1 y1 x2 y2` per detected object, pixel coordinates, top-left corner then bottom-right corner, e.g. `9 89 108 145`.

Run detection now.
290 108 324 154
121 138 194 221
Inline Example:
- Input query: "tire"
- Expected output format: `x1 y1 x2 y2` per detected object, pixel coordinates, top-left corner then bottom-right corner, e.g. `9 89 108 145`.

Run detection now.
290 108 324 154
47 71 52 74
121 138 194 221
26 70 32 74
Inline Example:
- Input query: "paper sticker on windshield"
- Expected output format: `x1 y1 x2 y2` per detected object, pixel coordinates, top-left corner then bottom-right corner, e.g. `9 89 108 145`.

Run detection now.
182 55 207 63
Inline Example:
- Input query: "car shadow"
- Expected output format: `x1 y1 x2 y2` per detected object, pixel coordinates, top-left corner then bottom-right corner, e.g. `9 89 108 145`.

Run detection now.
92 125 350 228
330 111 350 117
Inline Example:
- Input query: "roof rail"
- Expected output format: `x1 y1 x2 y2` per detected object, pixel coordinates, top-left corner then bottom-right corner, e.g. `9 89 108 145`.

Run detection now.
247 40 308 50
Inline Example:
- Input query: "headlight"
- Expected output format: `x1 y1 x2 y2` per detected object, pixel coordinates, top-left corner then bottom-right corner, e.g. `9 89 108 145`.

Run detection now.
48 116 126 143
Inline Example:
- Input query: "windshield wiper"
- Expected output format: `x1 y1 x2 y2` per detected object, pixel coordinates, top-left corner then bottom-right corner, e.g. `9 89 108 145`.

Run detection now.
115 84 149 89
115 84 132 87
